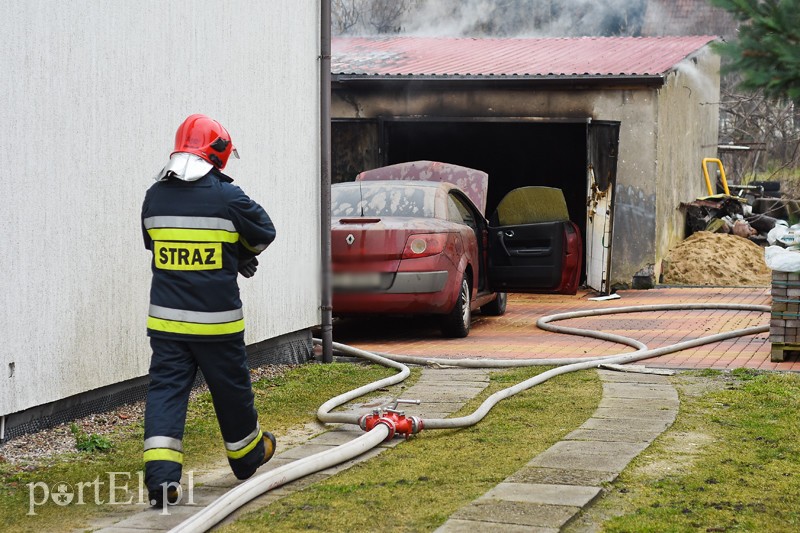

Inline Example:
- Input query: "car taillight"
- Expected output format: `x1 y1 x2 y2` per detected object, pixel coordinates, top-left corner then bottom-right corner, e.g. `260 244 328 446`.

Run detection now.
559 222 583 295
402 234 448 259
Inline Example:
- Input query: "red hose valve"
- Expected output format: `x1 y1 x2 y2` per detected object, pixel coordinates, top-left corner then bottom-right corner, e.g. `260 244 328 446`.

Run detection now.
359 409 424 441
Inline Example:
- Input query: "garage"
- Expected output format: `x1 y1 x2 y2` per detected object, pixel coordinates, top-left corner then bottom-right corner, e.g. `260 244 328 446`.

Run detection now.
331 36 721 291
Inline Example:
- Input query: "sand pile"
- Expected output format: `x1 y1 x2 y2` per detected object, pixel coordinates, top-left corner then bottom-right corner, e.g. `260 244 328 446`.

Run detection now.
661 231 771 286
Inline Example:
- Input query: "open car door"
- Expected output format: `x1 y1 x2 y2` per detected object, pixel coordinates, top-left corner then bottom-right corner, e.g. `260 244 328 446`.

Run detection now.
487 187 582 295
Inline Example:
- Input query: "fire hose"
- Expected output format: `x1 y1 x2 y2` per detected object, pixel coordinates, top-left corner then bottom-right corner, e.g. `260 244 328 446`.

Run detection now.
169 303 768 533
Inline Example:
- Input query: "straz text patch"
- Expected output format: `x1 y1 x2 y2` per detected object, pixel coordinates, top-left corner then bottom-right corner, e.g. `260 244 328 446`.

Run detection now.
154 242 222 270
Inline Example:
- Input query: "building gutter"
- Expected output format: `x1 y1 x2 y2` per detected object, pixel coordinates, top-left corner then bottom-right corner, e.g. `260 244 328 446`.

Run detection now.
319 0 333 363
332 74 666 89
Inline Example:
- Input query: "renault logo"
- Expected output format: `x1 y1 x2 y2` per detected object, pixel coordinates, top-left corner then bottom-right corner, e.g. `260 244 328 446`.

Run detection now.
346 234 355 245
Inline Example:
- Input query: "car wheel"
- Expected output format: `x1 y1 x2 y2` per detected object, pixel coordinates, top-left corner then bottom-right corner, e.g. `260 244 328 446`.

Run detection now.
480 291 507 316
441 274 471 338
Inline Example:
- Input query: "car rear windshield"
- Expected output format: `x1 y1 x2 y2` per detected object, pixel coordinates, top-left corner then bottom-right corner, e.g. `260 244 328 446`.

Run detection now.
331 183 436 218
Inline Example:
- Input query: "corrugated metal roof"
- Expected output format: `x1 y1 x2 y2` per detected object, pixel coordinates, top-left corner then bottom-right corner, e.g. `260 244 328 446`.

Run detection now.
332 36 717 79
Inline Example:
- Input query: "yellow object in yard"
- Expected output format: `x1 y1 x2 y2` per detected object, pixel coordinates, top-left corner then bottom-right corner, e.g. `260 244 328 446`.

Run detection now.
702 157 730 196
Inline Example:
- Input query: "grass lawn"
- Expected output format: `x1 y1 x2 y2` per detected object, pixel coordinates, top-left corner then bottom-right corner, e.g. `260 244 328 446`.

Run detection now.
2 363 799 533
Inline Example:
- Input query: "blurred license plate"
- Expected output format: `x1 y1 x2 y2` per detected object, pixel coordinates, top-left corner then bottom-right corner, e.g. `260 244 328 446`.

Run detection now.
332 272 383 290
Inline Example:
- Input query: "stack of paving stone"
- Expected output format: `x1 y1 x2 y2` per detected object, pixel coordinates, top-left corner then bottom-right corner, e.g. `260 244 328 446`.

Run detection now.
770 270 800 361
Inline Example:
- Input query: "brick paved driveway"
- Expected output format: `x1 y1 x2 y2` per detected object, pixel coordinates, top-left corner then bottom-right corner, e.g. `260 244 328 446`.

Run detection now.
332 287 800 372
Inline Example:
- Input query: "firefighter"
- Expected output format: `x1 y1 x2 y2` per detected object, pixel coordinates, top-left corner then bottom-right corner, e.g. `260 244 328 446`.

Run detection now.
141 114 277 507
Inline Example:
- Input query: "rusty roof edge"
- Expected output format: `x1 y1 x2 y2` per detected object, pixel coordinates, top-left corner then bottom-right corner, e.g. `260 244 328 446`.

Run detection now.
331 73 666 87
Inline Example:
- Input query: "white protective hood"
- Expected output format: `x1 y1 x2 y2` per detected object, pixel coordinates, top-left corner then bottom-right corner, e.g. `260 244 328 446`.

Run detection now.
154 152 213 182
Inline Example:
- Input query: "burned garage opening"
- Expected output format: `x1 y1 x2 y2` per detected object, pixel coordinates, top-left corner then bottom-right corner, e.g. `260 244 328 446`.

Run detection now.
333 116 620 289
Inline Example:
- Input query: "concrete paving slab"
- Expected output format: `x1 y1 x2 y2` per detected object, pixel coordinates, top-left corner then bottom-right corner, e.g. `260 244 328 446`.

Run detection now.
597 370 673 383
417 370 490 382
506 466 617 487
452 500 579 529
186 465 225 485
412 382 489 391
341 395 396 410
197 471 247 489
85 512 151 533
598 397 678 410
97 526 162 533
592 406 677 421
198 457 295 488
602 382 678 400
401 385 487 398
94 486 249 532
529 440 649 472
173 486 229 506
480 482 602 507
404 400 476 412
327 422 361 432
274 443 341 460
416 371 490 378
407 400 472 409
409 410 457 418
107 503 203 531
399 394 479 407
308 429 365 445
257 455 299 473
581 416 672 432
411 376 488 386
605 380 675 389
564 427 662 443
436 518 558 532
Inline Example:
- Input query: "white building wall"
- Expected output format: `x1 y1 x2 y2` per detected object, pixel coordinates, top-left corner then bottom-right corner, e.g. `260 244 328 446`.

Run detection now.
0 1 321 416
654 50 721 273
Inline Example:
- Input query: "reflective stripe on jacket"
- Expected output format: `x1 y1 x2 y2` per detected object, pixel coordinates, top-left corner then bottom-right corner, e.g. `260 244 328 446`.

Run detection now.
141 169 276 341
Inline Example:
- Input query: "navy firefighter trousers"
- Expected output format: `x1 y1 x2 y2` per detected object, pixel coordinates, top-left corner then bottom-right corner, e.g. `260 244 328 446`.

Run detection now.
143 336 265 494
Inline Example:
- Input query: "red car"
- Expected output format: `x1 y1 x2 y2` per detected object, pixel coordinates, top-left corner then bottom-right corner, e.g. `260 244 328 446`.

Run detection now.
331 161 582 337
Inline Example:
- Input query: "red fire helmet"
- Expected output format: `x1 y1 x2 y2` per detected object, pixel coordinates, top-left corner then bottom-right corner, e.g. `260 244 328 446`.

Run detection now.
172 114 239 169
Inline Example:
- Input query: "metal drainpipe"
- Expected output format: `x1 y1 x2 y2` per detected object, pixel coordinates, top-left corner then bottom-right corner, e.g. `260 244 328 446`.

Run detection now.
319 0 333 363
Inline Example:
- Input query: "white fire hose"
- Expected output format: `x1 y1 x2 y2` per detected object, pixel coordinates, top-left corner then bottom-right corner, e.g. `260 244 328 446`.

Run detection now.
170 302 768 532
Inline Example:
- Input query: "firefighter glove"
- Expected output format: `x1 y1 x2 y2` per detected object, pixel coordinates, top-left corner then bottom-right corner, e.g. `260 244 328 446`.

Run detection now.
238 257 258 278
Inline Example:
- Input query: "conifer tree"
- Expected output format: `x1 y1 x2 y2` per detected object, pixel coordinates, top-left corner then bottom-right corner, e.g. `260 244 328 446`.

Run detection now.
711 0 800 102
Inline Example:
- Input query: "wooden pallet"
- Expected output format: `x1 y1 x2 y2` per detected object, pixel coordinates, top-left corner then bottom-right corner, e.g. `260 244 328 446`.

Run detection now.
770 343 800 362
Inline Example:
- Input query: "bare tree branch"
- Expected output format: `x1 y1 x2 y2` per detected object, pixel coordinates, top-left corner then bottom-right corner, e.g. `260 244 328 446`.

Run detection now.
367 0 413 34
332 0 364 35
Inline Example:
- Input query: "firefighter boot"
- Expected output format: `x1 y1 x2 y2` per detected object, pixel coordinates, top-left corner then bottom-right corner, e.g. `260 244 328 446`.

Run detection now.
261 431 277 466
232 431 276 480
148 482 181 509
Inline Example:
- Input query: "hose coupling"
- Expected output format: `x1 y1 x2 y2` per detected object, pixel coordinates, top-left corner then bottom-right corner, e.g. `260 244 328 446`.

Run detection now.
359 410 424 441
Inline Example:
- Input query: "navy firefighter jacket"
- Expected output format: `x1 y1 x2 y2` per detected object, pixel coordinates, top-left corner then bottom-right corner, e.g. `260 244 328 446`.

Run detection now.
141 168 276 342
